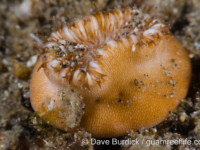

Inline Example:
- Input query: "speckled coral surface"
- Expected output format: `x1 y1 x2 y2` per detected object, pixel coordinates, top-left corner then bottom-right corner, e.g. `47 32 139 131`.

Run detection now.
0 0 200 150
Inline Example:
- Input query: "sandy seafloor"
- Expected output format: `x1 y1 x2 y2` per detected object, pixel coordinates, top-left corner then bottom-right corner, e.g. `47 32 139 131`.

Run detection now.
0 0 200 149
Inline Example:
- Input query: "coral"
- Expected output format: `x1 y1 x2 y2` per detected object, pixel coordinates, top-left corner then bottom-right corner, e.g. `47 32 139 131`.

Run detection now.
0 0 199 149
30 7 191 138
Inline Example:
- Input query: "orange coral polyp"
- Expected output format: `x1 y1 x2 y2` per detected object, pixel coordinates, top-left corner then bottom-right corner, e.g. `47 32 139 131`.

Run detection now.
30 7 191 138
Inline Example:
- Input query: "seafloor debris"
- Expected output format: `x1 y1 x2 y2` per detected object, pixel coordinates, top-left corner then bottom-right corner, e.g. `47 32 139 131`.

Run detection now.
13 61 31 80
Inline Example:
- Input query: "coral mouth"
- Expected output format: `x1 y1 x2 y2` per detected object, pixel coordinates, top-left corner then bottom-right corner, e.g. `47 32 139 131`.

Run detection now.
37 7 170 90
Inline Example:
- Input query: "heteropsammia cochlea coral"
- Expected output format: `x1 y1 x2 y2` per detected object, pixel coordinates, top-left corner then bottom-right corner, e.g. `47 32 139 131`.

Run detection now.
30 7 191 138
